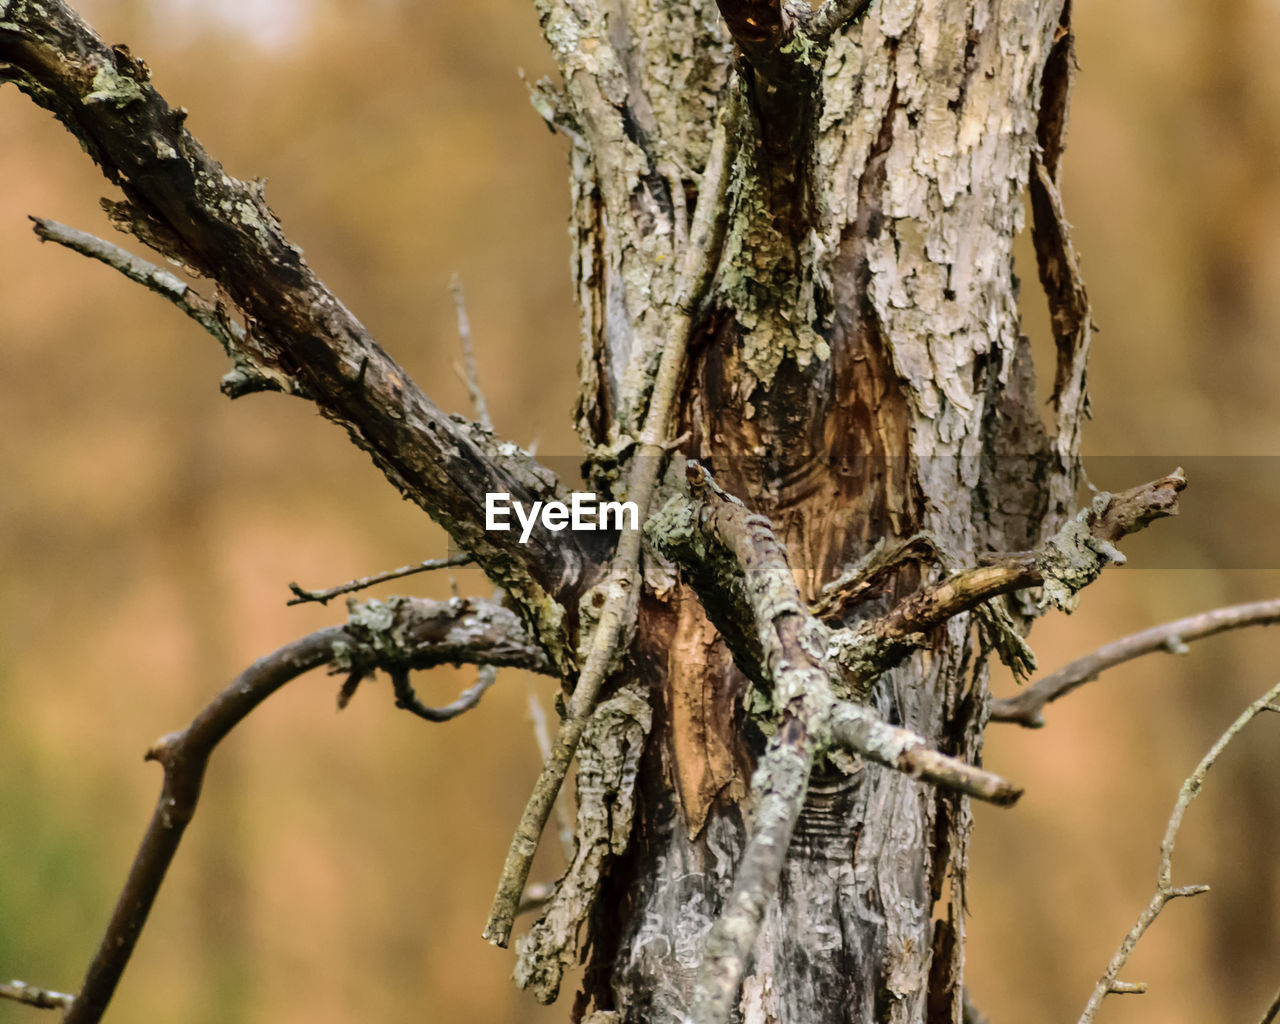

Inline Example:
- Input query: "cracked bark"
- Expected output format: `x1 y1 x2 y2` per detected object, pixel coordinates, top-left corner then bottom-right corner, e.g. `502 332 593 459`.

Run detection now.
558 2 1082 1022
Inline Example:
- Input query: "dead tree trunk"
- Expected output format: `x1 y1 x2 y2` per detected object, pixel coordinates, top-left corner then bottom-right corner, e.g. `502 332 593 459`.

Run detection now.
1 2 1182 1023
528 1 1086 1020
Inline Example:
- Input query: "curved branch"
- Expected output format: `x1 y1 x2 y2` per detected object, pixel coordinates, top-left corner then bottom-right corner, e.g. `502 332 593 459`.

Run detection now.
46 596 546 1024
0 3 596 665
992 598 1280 727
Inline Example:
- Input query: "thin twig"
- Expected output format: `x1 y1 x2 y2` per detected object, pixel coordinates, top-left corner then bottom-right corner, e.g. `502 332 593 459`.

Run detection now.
450 273 493 432
287 553 473 605
828 702 1021 806
482 81 744 949
28 217 262 379
1076 679 1280 1023
992 598 1280 727
0 980 75 1010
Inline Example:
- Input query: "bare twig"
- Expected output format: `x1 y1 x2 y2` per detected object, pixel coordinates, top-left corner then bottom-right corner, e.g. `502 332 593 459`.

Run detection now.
287 553 473 605
992 598 1280 727
828 702 1021 806
27 217 280 396
450 274 493 432
483 83 743 949
0 980 75 1010
1076 679 1280 1023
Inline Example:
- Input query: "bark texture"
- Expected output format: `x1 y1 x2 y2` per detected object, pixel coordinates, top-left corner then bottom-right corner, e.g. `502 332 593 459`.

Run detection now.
554 1 1080 1022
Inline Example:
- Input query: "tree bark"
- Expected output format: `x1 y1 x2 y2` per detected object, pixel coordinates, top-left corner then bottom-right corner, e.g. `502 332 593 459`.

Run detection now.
551 1 1080 1021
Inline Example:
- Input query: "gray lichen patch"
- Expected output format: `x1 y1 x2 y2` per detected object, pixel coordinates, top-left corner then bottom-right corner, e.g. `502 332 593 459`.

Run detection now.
716 142 830 394
1037 492 1126 612
84 61 143 108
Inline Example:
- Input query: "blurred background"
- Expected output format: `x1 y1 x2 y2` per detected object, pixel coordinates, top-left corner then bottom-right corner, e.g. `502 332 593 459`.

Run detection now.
2 1 1279 1021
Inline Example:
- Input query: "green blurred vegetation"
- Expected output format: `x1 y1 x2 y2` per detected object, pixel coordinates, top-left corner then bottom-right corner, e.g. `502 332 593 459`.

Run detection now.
1 1 1279 1022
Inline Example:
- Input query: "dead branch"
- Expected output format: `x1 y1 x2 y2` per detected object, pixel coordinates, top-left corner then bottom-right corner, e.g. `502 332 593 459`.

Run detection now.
44 596 546 1024
0 980 74 1011
690 726 813 1024
828 702 1021 806
0 3 596 666
388 664 497 722
286 554 473 606
524 682 576 862
483 84 743 949
1076 679 1280 1023
27 217 280 396
650 465 1017 807
863 469 1185 646
651 463 1019 1024
992 598 1280 727
513 683 651 1004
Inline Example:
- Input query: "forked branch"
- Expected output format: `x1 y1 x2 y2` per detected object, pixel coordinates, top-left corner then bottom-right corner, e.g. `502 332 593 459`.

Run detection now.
650 463 1020 1024
40 597 547 1024
1077 679 1280 1023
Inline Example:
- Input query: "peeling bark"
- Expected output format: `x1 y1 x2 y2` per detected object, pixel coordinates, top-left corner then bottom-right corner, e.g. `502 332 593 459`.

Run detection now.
557 1 1081 1022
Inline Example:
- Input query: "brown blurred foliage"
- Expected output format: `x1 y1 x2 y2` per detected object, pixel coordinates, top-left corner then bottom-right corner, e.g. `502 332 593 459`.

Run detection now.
2 1 1279 1022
